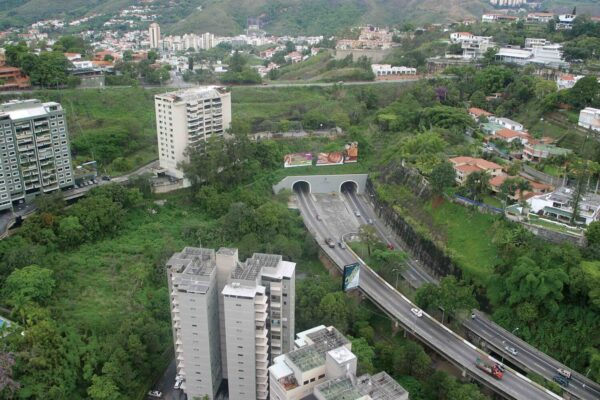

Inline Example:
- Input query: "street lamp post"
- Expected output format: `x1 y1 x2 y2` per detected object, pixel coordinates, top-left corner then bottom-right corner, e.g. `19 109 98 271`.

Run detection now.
392 267 401 288
439 306 446 325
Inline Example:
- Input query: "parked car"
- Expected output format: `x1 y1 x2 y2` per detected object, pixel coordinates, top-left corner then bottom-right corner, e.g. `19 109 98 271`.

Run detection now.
411 308 423 318
101 175 111 181
148 390 162 398
174 376 183 390
504 346 518 356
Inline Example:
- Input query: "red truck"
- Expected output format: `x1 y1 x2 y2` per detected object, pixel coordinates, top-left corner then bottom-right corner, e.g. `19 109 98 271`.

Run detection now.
475 356 503 380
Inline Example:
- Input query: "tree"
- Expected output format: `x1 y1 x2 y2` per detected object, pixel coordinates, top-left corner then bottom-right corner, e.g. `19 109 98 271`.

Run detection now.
0 352 19 395
465 170 491 202
470 90 487 109
122 50 133 62
319 292 352 333
568 76 600 109
358 225 379 256
87 375 121 400
3 265 55 309
57 216 85 249
350 337 375 374
429 161 456 195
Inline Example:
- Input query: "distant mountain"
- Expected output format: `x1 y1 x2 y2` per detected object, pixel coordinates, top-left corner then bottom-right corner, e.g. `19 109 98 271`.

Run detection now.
1 0 598 36
168 0 494 36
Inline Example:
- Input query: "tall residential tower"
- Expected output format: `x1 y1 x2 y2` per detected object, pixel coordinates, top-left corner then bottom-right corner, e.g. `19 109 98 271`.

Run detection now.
149 22 161 49
154 87 232 180
167 247 295 400
0 99 74 211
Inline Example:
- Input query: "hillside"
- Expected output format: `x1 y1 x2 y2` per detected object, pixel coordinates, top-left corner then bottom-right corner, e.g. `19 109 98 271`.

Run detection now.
2 0 599 36
169 0 494 36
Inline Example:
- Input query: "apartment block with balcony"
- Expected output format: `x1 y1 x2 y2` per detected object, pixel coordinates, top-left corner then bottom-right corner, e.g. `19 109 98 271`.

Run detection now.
0 99 74 210
166 247 295 400
167 247 222 400
579 107 600 132
154 86 231 180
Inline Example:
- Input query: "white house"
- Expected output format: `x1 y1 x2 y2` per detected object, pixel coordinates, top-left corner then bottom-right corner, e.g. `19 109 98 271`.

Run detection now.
450 32 475 43
528 187 600 225
579 107 600 132
490 116 524 131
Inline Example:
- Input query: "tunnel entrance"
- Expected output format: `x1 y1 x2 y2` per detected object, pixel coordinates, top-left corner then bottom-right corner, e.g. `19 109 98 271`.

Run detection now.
340 181 358 194
292 181 311 193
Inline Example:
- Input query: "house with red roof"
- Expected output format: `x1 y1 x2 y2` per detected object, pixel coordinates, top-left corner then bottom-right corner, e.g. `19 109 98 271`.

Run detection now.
494 128 531 144
468 107 493 120
449 156 503 184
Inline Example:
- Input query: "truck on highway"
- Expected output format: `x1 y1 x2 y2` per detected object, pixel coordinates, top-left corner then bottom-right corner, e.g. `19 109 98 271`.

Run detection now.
475 356 504 380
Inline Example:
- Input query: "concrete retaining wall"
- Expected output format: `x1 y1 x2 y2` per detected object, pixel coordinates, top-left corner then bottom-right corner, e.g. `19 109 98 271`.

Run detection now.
272 174 369 194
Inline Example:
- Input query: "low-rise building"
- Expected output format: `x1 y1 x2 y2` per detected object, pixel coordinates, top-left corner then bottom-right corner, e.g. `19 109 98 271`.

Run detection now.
579 107 600 132
490 117 524 131
557 14 576 30
482 14 519 23
0 67 31 91
468 107 493 120
494 128 530 144
523 143 571 162
556 74 584 90
528 187 600 225
526 13 555 23
495 44 569 68
269 325 408 400
371 64 416 76
449 156 503 184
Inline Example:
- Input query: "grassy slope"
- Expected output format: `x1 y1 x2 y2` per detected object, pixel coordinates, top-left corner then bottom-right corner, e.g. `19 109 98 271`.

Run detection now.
424 200 500 284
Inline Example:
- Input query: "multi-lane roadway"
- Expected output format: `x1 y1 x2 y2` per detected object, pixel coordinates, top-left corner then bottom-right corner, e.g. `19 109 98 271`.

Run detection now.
466 310 600 400
294 187 562 400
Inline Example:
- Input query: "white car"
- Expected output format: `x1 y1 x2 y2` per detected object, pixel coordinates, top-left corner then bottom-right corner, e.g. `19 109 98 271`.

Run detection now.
557 368 572 379
505 346 518 356
174 378 183 390
148 390 162 398
410 308 423 318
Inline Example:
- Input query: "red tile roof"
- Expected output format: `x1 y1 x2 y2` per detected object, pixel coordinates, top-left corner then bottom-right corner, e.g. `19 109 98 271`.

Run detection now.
468 107 493 117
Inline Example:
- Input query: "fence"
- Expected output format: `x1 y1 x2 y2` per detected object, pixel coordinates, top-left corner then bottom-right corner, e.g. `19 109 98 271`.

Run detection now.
522 165 563 187
452 195 503 214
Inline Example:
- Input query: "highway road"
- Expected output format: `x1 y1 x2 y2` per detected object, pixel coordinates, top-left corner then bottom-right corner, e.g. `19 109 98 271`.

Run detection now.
342 189 437 287
294 187 560 400
466 310 600 400
340 187 600 400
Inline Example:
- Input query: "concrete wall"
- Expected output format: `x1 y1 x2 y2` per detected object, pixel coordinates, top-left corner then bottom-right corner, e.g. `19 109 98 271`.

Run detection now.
334 49 392 63
272 174 369 194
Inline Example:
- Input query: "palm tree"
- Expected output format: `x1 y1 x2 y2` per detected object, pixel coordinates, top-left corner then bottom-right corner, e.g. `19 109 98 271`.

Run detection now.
466 170 491 202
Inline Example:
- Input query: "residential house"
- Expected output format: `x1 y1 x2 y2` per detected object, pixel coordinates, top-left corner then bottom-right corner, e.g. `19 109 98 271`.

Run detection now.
0 67 31 91
482 14 519 23
526 13 555 23
556 74 583 90
494 128 530 144
468 107 493 120
449 156 503 184
528 187 600 225
490 117 524 131
489 174 554 200
450 32 475 43
64 52 82 61
578 107 600 132
557 14 576 30
284 52 303 63
523 143 571 162
260 48 277 60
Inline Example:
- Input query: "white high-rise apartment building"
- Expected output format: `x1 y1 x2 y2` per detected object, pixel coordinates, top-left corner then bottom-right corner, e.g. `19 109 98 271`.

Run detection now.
155 87 232 179
0 99 74 211
149 22 161 49
167 247 296 400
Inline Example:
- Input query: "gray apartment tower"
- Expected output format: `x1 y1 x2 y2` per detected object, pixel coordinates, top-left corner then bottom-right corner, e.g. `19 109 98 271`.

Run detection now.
167 247 296 400
0 99 74 211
